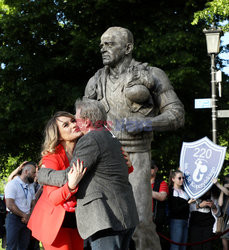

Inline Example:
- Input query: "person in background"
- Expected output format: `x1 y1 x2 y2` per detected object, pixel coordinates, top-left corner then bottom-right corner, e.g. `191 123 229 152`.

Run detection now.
213 176 229 250
151 160 169 250
4 161 37 250
7 161 29 182
168 169 194 250
7 161 42 250
189 186 220 250
8 162 42 200
0 194 6 249
8 161 42 201
27 111 86 250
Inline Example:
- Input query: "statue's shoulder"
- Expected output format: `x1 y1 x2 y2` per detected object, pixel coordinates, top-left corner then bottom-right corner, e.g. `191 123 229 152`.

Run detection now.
131 59 149 70
133 59 166 75
85 67 107 99
91 67 106 80
131 60 164 80
129 59 173 93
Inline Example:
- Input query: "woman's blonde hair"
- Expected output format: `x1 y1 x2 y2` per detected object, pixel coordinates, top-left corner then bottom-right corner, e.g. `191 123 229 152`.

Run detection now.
41 111 75 157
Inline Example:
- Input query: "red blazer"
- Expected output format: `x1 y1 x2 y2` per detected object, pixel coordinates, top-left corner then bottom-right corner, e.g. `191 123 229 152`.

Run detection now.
27 144 80 245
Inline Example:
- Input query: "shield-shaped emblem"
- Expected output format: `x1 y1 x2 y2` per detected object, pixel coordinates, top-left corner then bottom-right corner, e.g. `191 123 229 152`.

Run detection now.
180 137 226 199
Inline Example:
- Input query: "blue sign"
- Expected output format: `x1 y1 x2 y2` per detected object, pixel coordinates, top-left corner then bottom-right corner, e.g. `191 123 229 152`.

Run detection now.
194 99 212 109
180 137 226 199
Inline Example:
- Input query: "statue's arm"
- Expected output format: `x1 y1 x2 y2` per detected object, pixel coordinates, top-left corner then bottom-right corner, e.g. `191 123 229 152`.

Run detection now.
84 75 98 100
145 67 185 131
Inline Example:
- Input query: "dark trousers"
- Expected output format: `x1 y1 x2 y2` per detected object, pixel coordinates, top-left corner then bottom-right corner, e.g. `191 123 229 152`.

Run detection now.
5 213 31 250
0 212 6 238
88 228 135 250
27 236 40 250
156 224 170 250
189 225 213 250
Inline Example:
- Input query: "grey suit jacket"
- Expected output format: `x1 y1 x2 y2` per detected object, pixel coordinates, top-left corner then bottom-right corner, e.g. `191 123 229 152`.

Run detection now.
38 128 139 239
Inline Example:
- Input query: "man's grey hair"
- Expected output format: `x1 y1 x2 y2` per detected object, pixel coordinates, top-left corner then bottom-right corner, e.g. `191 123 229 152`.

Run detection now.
104 27 134 45
75 99 107 128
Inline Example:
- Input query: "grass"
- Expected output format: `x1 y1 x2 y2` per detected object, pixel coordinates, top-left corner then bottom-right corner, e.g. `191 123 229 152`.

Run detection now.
0 238 44 250
0 238 5 250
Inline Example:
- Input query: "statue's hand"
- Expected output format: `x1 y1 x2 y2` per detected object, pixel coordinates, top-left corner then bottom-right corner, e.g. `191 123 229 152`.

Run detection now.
124 118 153 134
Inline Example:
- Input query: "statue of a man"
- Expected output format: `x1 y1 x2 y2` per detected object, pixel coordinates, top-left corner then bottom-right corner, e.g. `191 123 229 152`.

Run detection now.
84 26 185 250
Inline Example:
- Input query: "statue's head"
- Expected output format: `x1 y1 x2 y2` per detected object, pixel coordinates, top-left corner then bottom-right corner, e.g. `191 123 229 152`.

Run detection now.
100 27 134 67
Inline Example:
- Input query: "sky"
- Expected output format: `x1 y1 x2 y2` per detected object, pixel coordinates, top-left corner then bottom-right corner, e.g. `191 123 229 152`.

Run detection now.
219 32 229 75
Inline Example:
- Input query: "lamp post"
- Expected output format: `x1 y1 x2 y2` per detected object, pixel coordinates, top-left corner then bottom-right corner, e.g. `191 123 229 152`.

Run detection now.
203 26 222 144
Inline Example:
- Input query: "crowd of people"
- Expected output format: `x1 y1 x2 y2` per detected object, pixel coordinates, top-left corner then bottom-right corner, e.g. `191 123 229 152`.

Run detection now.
151 162 229 250
1 146 229 250
1 105 229 250
0 26 228 250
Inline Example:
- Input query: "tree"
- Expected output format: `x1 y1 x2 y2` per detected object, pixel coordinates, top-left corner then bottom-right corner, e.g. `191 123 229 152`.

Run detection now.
192 0 229 178
192 0 229 31
0 0 228 178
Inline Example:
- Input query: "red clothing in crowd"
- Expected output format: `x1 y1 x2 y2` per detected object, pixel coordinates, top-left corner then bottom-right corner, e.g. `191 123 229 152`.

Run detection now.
27 144 83 250
151 180 169 212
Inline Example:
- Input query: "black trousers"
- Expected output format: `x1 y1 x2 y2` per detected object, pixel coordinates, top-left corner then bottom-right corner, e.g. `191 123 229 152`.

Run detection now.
189 225 213 250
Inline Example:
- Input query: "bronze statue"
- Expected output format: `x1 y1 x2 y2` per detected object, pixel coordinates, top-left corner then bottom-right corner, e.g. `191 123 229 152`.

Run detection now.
84 27 185 250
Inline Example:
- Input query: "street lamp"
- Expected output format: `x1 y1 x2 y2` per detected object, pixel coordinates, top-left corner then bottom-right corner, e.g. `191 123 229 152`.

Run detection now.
203 26 222 144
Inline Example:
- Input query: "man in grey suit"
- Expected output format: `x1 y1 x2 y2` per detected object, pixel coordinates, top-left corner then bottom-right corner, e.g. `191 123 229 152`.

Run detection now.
38 99 139 250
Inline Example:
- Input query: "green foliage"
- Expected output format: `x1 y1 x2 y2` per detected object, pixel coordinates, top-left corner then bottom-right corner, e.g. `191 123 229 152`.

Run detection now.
192 0 229 31
0 154 25 193
0 0 12 16
218 132 229 178
0 0 228 178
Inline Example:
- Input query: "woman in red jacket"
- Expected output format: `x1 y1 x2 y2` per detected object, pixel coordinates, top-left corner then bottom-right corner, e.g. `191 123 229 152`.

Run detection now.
28 111 86 250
